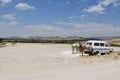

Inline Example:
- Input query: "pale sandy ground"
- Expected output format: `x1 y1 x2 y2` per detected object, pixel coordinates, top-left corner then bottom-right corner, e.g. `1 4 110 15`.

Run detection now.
0 43 120 80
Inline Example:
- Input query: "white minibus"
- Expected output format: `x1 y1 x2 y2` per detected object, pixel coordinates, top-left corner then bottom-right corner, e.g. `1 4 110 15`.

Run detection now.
86 40 113 55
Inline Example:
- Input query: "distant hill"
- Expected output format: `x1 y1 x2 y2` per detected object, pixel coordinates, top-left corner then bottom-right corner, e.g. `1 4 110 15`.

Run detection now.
90 36 120 40
1 36 120 43
1 36 86 43
28 36 86 40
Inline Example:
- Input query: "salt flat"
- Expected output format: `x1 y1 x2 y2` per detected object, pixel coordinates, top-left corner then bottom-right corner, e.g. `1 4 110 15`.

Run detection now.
0 43 120 80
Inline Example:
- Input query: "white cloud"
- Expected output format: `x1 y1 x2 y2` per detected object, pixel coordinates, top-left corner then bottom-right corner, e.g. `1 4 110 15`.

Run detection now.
2 14 15 20
66 0 70 5
1 14 18 26
69 15 86 19
9 21 18 26
27 25 48 31
0 21 18 27
69 16 80 19
56 22 120 37
0 0 12 5
15 3 35 11
83 0 119 14
1 22 120 37
99 0 118 6
83 5 105 14
25 24 65 36
26 24 60 31
24 22 120 37
113 2 120 7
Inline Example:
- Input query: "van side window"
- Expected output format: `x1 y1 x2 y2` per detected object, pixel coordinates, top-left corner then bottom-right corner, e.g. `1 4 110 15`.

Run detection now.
87 42 92 46
100 43 104 46
94 43 99 46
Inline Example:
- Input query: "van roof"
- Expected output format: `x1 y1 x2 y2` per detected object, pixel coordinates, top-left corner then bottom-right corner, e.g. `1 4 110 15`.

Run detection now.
86 40 108 43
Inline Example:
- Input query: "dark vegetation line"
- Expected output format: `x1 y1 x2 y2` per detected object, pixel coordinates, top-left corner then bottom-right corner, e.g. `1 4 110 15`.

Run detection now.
0 37 86 44
0 37 120 47
112 44 120 47
1 39 83 44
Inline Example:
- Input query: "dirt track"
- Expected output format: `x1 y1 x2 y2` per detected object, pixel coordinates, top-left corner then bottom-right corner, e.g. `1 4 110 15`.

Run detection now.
0 43 120 80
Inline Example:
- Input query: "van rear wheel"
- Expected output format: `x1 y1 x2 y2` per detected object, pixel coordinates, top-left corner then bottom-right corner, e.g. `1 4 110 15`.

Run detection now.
94 51 99 55
89 52 94 56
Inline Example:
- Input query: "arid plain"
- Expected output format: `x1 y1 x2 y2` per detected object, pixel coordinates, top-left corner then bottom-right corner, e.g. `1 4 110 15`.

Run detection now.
0 43 120 80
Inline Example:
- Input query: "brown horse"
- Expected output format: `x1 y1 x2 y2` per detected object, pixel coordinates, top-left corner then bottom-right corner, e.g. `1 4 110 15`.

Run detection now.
79 44 93 56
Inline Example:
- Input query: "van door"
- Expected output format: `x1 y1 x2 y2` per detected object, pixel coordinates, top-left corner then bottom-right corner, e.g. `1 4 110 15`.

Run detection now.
93 42 100 53
100 43 105 53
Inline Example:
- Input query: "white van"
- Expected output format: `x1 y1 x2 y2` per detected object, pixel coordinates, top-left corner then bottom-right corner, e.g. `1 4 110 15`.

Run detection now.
86 40 113 55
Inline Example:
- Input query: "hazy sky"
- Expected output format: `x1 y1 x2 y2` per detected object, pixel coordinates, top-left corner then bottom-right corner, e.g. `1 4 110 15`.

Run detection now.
0 0 120 37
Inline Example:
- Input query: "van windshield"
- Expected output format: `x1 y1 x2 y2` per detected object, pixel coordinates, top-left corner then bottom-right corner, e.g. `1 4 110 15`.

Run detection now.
105 43 110 47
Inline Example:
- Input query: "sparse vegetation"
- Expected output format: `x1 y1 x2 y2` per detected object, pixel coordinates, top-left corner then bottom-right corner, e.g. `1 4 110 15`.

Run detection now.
107 39 120 47
0 38 7 48
0 36 120 46
1 36 86 44
112 44 120 47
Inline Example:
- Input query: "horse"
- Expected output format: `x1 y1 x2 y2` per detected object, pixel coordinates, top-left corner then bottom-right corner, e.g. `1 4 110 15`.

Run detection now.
79 44 93 56
72 42 81 54
72 42 93 56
